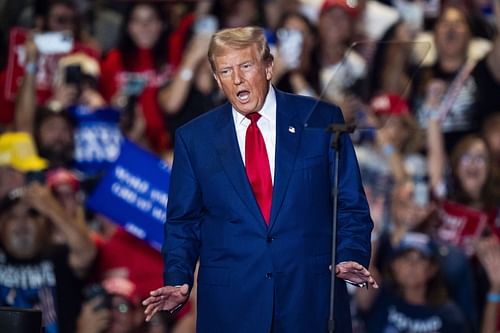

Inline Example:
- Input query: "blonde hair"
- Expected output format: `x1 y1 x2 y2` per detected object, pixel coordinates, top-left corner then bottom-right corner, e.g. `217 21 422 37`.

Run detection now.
208 26 273 73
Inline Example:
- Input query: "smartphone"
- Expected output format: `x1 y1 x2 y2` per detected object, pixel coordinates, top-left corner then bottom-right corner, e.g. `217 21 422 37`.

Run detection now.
194 15 218 35
33 32 73 55
413 180 429 207
276 28 303 69
65 64 82 86
122 75 146 97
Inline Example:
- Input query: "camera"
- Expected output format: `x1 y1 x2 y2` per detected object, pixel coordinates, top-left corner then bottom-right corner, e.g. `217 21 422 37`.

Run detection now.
65 64 83 86
83 284 112 311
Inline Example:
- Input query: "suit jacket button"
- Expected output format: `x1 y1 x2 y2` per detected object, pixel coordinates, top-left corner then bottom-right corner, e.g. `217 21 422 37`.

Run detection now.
266 272 273 279
266 236 274 243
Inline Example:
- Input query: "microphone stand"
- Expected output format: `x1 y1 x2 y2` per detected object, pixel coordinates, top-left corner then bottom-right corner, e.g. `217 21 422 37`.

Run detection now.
326 122 356 333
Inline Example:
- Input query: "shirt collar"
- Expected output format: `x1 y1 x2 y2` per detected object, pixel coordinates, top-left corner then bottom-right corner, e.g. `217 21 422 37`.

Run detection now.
233 84 276 126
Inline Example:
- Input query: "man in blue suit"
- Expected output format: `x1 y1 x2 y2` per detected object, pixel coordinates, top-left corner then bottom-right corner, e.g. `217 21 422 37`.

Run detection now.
143 26 377 333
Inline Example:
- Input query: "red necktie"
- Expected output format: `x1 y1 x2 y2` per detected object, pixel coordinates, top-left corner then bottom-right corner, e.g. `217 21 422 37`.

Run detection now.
245 113 273 225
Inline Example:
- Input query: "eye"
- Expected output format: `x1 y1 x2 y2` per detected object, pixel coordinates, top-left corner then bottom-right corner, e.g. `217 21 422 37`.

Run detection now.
241 62 253 71
219 68 231 77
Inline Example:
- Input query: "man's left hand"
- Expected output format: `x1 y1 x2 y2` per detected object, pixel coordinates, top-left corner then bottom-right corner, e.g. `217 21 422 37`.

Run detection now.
335 261 378 289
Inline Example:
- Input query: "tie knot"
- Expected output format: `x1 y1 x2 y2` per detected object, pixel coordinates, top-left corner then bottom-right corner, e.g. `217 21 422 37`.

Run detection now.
246 112 261 124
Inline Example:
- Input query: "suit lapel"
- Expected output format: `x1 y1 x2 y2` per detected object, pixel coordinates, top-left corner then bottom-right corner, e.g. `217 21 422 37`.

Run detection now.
269 91 302 228
213 103 264 224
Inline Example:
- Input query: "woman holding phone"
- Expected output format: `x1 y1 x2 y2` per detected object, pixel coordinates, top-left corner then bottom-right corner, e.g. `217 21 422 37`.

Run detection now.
99 1 174 154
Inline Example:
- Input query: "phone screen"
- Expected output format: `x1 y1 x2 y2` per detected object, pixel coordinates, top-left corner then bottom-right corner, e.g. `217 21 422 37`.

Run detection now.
33 32 73 54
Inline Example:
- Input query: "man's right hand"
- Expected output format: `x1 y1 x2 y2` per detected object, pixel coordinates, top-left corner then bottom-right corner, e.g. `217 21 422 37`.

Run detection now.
142 284 190 322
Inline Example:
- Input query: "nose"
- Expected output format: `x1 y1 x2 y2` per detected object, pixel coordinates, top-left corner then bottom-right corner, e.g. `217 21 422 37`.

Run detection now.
232 68 243 85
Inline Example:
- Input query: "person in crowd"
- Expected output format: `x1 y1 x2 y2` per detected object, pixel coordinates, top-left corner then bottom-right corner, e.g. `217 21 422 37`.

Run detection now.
481 112 500 166
371 179 479 330
318 0 367 123
411 2 500 153
25 106 75 169
99 1 174 154
365 20 417 101
0 182 96 333
0 0 101 129
143 26 376 333
475 235 500 333
211 0 266 29
32 0 100 55
355 93 423 233
15 50 128 174
261 0 301 35
448 135 498 212
0 132 47 199
45 167 87 245
158 8 225 141
76 276 145 333
13 33 80 168
426 91 499 237
481 112 500 208
89 214 173 321
272 11 321 97
356 232 469 333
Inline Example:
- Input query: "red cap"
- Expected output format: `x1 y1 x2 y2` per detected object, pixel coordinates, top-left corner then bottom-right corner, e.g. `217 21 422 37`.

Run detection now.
102 276 140 305
46 168 80 193
320 0 361 18
370 94 409 116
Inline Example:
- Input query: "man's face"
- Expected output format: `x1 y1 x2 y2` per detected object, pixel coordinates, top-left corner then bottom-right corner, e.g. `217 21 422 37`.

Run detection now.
0 201 47 259
38 116 74 164
213 44 273 116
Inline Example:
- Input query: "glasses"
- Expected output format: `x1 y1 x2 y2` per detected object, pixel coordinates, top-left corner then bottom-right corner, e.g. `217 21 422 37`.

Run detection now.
459 153 488 166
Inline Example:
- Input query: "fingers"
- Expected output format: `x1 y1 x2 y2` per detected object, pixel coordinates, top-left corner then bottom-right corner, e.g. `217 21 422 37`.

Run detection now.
367 275 379 289
179 284 189 295
145 305 159 322
336 261 365 274
142 285 191 322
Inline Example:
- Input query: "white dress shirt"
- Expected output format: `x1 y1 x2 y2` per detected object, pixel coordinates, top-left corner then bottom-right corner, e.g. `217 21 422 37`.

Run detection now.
232 85 276 184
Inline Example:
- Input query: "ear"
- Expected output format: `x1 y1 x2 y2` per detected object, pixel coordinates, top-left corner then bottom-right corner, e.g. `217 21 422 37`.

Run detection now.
265 61 273 81
213 73 223 90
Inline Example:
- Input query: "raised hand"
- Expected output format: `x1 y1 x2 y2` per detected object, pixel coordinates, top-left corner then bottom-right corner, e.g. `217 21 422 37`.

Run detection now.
142 284 190 322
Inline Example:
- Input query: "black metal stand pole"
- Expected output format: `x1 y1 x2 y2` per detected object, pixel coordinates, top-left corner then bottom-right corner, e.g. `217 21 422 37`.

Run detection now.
326 123 356 333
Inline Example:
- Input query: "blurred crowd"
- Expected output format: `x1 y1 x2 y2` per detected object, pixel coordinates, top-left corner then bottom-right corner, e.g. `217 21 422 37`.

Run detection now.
0 0 499 332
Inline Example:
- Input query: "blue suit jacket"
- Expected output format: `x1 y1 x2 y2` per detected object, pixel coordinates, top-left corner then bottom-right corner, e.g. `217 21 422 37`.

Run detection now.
163 89 373 333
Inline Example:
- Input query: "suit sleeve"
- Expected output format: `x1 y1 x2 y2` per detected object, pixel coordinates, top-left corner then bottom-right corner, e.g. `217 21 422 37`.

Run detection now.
162 129 202 287
330 107 373 268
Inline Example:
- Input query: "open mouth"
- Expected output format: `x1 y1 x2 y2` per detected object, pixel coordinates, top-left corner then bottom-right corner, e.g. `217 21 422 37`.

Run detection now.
236 90 250 103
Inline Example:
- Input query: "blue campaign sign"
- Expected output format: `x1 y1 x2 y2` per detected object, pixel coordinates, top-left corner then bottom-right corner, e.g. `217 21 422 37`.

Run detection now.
69 105 123 178
86 139 170 250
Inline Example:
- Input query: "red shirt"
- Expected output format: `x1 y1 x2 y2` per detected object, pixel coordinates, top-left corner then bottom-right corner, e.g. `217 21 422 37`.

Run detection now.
99 48 174 153
93 227 164 299
93 227 191 317
0 42 98 127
